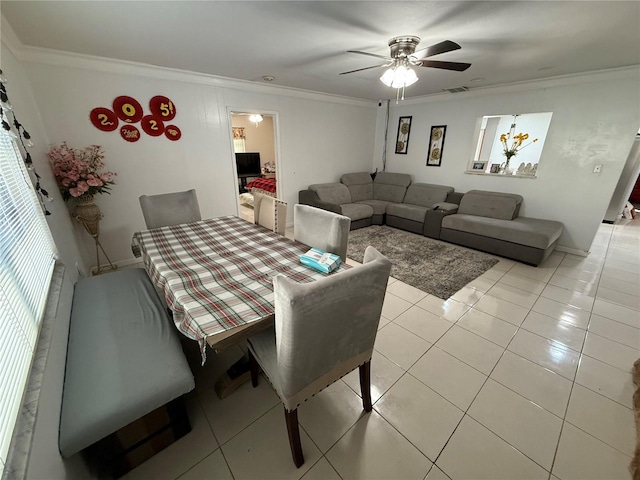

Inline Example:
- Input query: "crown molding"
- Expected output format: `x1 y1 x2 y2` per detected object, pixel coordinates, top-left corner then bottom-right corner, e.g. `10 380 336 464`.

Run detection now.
397 65 640 107
1 20 376 109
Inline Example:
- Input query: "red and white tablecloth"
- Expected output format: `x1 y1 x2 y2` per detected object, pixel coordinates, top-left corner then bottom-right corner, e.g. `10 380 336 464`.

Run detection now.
133 216 346 361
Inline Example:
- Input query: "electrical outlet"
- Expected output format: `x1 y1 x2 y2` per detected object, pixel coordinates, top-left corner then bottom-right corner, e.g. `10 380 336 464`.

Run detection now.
593 164 602 174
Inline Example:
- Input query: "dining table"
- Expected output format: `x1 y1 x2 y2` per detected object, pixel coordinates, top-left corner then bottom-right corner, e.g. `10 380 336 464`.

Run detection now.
132 215 349 368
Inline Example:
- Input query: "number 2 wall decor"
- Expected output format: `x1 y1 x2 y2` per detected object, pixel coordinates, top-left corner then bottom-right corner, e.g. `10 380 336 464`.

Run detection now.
90 95 182 142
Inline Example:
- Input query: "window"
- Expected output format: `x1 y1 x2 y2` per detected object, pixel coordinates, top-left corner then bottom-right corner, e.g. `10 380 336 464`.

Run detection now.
468 112 553 177
0 130 56 475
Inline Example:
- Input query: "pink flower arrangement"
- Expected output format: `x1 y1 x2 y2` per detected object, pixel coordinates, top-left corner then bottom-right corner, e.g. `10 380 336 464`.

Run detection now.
47 143 116 201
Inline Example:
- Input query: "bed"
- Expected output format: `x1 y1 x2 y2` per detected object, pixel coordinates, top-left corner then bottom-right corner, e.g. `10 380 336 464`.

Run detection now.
246 177 277 197
239 177 277 208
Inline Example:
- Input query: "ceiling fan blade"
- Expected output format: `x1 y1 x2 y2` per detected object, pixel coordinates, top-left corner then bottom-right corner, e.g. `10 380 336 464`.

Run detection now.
413 40 461 59
339 64 387 75
347 50 391 61
418 60 471 71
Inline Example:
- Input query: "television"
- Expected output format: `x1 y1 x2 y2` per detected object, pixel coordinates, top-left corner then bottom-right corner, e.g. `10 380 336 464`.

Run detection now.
236 152 261 176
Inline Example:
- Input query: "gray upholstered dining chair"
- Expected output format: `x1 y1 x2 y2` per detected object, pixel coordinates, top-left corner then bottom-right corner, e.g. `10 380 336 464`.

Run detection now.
139 189 202 229
247 246 392 467
293 204 351 262
253 192 287 235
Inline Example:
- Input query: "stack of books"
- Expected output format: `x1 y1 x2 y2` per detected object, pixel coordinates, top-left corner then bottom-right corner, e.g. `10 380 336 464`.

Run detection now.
299 248 341 274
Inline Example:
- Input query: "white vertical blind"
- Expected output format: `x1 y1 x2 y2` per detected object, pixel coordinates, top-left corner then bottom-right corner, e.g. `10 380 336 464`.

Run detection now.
0 130 56 476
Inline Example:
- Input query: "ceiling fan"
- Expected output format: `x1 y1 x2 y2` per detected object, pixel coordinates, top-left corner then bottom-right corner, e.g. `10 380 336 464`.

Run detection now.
339 36 471 99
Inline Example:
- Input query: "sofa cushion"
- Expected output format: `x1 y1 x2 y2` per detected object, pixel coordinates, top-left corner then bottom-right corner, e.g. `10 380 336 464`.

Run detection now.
403 183 454 208
386 203 429 223
458 190 523 220
309 183 351 205
341 172 373 202
373 172 411 203
441 214 563 250
341 203 375 221
356 199 393 216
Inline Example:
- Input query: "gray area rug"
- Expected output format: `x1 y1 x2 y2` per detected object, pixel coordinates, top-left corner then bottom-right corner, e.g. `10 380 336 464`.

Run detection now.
347 225 499 300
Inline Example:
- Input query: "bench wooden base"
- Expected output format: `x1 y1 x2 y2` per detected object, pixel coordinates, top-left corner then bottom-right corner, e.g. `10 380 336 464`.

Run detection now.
83 396 191 478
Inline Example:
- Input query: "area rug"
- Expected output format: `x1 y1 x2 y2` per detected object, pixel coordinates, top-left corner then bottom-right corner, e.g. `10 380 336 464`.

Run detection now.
347 225 499 299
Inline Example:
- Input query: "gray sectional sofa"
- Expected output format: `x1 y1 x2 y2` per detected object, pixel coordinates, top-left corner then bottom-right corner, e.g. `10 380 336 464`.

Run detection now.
299 173 564 266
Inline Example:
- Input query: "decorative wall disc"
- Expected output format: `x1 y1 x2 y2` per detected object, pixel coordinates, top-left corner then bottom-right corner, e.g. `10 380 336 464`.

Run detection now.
113 96 143 123
164 125 182 141
89 107 119 132
141 115 165 136
120 124 141 142
149 95 176 121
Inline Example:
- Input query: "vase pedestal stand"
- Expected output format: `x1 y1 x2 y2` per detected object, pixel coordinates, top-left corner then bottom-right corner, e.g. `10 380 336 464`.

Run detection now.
73 197 117 275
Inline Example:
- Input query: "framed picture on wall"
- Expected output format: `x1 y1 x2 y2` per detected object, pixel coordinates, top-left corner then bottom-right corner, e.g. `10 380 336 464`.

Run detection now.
473 162 486 171
490 164 501 173
395 116 412 154
426 125 446 166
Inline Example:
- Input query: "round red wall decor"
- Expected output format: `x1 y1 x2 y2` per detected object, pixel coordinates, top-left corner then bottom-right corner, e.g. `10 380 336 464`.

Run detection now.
89 107 119 132
120 124 141 142
141 115 165 136
113 96 143 123
149 95 177 121
164 125 182 141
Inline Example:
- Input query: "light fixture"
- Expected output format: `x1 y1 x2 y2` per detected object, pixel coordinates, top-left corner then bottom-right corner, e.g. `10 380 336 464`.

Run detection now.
380 59 418 102
249 114 263 127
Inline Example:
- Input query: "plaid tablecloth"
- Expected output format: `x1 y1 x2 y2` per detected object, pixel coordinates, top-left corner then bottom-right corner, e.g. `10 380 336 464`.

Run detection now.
133 216 347 361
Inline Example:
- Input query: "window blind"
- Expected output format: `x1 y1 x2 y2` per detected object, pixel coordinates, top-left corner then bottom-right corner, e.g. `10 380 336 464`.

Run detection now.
0 130 56 475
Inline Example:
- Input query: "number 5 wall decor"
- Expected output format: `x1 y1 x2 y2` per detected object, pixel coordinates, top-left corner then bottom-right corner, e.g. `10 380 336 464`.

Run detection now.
90 95 181 142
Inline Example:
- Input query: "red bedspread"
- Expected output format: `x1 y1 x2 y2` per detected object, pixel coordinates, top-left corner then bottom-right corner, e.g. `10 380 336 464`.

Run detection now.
246 177 276 194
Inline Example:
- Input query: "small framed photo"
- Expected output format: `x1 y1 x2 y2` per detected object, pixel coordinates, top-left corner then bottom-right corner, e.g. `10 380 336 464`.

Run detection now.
473 162 486 171
490 163 501 174
426 125 446 166
395 116 412 154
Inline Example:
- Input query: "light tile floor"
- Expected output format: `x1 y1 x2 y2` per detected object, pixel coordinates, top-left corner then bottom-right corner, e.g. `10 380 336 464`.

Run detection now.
124 217 639 480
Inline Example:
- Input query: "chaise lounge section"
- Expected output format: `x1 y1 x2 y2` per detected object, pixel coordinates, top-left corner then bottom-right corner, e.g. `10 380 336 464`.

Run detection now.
440 190 564 266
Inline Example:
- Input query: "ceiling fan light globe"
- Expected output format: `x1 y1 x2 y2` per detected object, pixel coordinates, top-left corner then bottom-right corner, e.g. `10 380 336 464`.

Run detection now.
380 65 418 89
380 68 396 87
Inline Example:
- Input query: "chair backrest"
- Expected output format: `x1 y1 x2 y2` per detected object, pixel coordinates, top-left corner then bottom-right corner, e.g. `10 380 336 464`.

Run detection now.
273 246 391 409
139 189 202 229
254 193 287 235
293 204 351 262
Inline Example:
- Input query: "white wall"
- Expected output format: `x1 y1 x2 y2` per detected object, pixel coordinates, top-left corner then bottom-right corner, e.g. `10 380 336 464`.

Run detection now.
383 69 640 253
1 41 92 479
17 52 377 267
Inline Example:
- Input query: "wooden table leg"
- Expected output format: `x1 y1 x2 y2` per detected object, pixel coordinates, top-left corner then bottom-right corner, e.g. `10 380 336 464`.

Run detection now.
214 353 252 399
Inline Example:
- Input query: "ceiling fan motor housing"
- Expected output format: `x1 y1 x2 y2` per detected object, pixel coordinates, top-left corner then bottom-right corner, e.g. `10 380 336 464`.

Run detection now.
388 36 421 58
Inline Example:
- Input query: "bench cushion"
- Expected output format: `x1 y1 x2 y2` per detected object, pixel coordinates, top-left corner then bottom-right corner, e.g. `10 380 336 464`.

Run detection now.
441 215 563 250
59 268 195 458
458 190 523 220
309 183 352 205
341 172 373 202
356 199 393 216
387 203 429 223
341 203 374 221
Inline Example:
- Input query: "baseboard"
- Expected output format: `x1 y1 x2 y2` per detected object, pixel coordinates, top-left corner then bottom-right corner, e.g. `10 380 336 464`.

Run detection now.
555 245 589 257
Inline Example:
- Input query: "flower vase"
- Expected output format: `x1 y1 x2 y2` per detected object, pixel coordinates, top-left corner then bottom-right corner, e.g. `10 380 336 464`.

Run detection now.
72 195 102 237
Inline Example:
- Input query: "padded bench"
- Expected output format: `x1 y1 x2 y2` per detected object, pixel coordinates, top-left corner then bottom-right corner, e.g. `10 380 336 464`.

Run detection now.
59 268 195 477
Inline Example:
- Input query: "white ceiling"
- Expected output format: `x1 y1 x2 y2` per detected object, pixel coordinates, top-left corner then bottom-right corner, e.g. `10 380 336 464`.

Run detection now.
2 1 639 101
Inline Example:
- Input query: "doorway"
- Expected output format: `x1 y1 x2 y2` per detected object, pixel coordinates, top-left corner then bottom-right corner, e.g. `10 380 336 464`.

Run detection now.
229 112 278 223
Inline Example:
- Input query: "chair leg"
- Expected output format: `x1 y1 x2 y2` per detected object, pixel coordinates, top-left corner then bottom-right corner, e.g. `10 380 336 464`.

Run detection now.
359 361 372 412
248 350 259 388
284 407 304 468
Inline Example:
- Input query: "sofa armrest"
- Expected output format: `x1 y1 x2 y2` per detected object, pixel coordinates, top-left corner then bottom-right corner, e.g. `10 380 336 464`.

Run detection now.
433 202 459 212
446 192 464 205
424 208 458 239
298 190 342 215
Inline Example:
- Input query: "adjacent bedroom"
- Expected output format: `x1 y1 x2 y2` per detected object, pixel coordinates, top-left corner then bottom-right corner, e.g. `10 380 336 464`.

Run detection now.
231 112 277 223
